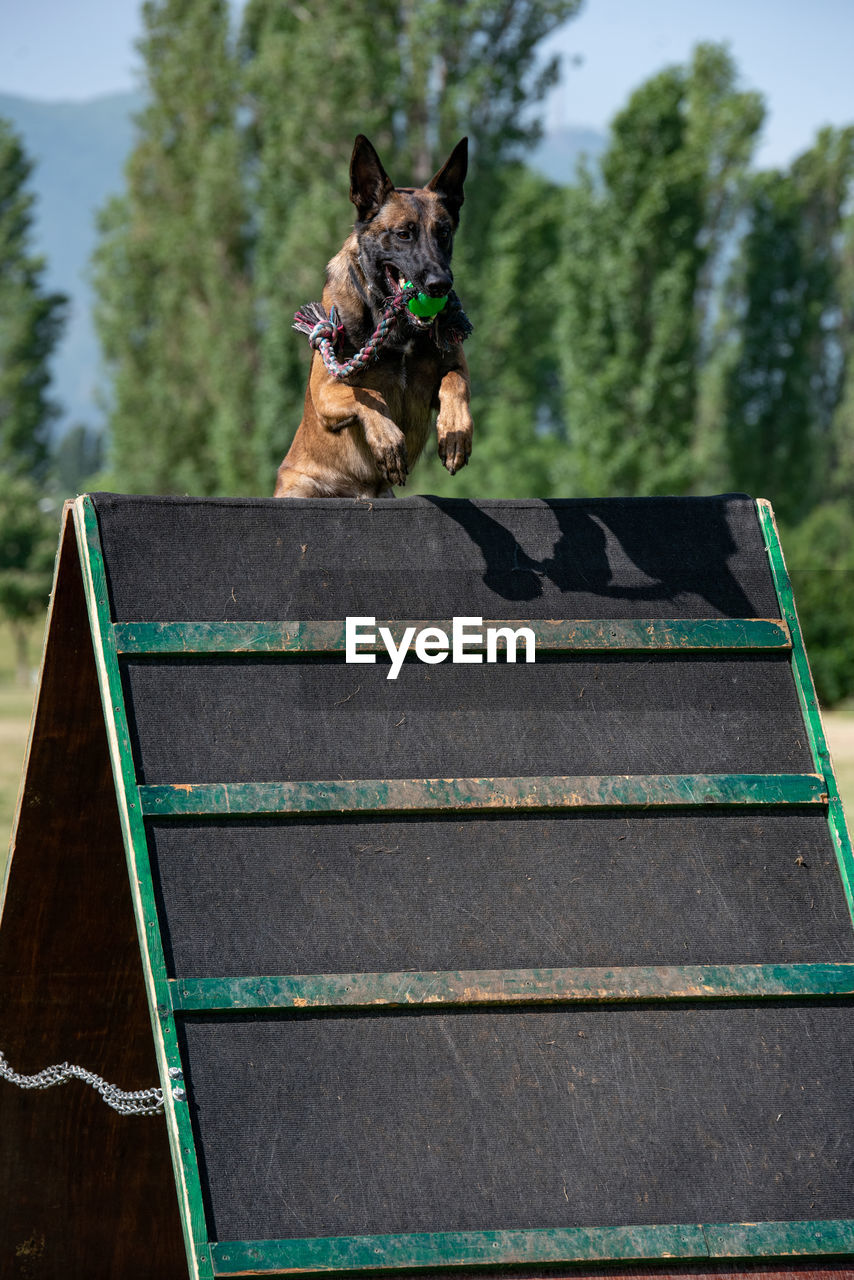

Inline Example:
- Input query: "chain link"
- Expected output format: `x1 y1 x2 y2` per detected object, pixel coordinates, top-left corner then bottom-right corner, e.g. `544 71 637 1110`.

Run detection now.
0 1049 164 1116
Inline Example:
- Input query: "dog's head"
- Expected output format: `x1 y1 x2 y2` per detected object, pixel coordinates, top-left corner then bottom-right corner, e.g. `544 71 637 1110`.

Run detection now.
349 135 467 315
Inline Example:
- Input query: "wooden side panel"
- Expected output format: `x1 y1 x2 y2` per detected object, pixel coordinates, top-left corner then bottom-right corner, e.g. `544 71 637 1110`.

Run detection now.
0 509 186 1279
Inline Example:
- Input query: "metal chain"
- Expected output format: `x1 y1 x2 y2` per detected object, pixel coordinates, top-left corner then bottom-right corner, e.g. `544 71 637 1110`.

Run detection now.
0 1049 164 1116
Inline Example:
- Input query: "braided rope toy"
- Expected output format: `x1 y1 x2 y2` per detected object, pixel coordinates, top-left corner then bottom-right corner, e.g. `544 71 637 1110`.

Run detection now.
294 284 472 382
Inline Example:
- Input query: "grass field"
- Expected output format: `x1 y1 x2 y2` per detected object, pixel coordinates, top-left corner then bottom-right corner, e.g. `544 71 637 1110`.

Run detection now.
2 617 854 877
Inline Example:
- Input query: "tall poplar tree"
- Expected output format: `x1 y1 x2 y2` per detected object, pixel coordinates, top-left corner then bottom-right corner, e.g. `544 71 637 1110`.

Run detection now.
93 0 255 495
556 44 763 497
719 127 854 522
0 119 66 676
414 161 566 497
0 119 67 480
238 1 396 479
829 195 854 500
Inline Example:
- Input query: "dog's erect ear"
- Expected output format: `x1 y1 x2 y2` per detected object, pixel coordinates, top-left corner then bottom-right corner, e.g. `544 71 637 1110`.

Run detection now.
350 135 395 222
427 137 468 224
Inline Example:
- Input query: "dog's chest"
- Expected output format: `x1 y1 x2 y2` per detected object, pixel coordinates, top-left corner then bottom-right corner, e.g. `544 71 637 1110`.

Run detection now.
392 341 416 390
387 340 438 395
381 346 440 446
386 336 424 377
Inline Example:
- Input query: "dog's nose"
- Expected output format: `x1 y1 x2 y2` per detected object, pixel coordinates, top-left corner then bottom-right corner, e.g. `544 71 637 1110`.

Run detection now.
423 272 453 297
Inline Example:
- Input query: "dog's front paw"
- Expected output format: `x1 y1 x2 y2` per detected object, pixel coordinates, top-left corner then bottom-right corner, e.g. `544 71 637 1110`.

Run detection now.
437 423 472 475
365 420 409 487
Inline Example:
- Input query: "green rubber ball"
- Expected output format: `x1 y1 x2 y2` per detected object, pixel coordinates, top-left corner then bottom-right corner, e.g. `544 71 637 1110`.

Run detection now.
405 284 448 319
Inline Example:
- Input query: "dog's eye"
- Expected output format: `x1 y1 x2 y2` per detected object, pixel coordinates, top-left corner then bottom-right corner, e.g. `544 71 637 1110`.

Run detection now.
395 226 413 241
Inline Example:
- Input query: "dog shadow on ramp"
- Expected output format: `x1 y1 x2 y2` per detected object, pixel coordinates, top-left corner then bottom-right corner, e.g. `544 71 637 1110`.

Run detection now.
424 494 762 617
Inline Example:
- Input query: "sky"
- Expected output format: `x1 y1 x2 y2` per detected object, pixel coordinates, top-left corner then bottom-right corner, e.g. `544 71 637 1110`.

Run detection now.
0 0 853 169
544 0 854 168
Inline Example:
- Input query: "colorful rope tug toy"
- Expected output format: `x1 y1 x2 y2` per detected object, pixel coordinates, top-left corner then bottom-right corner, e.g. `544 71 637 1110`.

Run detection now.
293 283 472 382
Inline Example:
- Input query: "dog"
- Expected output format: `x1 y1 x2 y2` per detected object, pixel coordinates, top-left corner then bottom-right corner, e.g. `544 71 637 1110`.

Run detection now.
274 135 473 498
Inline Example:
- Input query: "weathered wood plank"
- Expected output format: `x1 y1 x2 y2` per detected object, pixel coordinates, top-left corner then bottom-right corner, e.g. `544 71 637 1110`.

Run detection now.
170 964 854 1013
209 1219 854 1275
706 1219 854 1259
210 1224 709 1274
114 617 791 655
139 773 826 817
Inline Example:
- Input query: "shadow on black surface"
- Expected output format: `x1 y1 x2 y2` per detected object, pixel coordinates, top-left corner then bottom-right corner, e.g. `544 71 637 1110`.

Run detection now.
423 495 759 616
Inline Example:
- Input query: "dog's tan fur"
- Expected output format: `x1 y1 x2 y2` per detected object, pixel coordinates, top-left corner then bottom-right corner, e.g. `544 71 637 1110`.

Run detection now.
275 137 473 498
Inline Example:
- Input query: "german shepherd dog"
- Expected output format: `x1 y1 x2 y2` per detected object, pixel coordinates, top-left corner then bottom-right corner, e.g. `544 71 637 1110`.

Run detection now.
275 135 473 497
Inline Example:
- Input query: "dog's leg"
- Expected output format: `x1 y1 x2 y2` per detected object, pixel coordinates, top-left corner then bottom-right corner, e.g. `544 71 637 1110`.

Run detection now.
436 355 473 475
274 465 331 498
313 371 409 488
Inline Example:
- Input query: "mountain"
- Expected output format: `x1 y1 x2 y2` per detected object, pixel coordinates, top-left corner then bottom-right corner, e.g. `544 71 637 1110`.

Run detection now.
0 90 143 436
0 90 606 440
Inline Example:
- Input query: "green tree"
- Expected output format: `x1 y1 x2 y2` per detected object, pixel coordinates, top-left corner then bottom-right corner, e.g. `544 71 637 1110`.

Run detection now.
93 0 256 495
784 501 854 706
238 1 393 480
720 127 854 522
0 119 65 675
414 162 566 497
0 118 67 481
556 44 763 497
828 187 854 499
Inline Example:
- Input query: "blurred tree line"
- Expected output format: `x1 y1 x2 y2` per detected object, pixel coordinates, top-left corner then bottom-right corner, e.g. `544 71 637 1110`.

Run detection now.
2 0 854 701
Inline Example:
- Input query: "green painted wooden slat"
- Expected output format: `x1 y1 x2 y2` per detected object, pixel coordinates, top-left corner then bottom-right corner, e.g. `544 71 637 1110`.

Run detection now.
210 1223 710 1274
209 1219 854 1275
706 1218 854 1258
76 498 215 1280
139 772 826 817
114 616 790 655
169 964 854 1013
757 498 854 928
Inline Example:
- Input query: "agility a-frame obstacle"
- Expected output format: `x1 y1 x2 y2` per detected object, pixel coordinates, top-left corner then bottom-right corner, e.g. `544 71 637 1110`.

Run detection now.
2 490 854 1279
